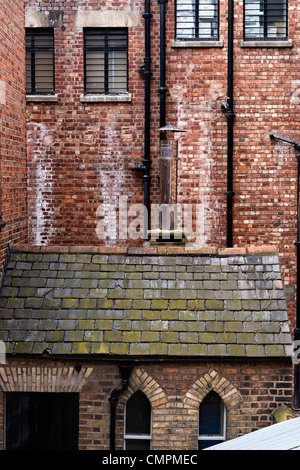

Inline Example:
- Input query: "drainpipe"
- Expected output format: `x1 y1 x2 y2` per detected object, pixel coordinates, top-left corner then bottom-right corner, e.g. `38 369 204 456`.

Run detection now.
133 0 152 240
295 149 300 409
270 133 300 409
222 0 235 248
158 0 168 133
108 362 134 451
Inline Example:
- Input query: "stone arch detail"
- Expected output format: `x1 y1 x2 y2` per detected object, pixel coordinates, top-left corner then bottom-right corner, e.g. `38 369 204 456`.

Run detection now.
183 369 242 409
121 368 168 408
0 366 93 392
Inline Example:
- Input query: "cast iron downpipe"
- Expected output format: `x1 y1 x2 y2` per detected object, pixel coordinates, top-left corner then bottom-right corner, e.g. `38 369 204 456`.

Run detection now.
133 0 152 239
270 133 300 408
108 362 134 451
222 0 235 248
158 0 168 133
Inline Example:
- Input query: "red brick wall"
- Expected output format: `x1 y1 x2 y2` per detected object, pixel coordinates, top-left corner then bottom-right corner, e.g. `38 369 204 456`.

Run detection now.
0 0 27 267
24 0 300 327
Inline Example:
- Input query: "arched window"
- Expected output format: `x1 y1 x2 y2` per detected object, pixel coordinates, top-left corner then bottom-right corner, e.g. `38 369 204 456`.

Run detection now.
124 390 152 450
198 391 226 450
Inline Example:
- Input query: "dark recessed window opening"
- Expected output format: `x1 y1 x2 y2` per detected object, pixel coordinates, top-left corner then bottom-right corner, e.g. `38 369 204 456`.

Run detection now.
198 391 226 450
244 0 288 40
176 0 219 40
6 392 79 450
26 29 55 95
124 390 152 450
84 28 128 94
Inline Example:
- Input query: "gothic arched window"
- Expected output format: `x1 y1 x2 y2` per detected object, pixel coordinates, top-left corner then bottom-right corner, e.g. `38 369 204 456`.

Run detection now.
198 390 226 450
124 390 152 450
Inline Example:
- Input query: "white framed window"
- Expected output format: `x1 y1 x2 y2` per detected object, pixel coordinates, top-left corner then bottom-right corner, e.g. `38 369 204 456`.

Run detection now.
198 391 226 450
124 390 152 450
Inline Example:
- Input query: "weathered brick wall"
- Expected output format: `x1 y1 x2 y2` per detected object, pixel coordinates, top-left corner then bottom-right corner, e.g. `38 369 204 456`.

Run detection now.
0 359 293 450
24 0 300 329
75 360 295 450
0 0 27 268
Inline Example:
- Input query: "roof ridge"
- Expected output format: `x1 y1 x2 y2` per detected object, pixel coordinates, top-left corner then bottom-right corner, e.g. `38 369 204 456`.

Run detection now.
10 244 278 256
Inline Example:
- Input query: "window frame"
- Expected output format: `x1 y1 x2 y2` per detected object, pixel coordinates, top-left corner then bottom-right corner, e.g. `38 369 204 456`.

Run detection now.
83 28 129 96
243 0 288 41
25 28 55 96
198 391 226 450
175 0 220 41
123 391 152 450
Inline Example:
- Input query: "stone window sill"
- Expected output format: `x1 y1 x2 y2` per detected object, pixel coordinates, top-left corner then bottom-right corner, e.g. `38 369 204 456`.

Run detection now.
240 39 293 48
80 93 132 103
26 94 58 102
171 39 223 48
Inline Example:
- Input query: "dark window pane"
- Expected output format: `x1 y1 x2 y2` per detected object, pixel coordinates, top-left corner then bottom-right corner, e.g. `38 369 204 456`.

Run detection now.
199 391 223 435
125 390 151 435
125 439 151 450
6 392 79 450
199 439 223 450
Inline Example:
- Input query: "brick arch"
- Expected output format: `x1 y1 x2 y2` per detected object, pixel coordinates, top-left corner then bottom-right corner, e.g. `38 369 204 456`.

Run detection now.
120 368 168 408
183 369 243 409
0 365 93 393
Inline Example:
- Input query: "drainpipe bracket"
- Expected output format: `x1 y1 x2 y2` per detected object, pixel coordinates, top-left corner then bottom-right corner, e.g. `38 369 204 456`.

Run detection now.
142 12 153 19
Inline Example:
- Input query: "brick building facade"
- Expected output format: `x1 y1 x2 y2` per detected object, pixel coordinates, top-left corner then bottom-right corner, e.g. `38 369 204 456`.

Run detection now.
0 0 27 266
0 0 299 451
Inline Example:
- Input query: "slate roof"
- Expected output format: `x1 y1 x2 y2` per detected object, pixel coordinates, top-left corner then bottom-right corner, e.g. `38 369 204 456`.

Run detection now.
0 244 293 358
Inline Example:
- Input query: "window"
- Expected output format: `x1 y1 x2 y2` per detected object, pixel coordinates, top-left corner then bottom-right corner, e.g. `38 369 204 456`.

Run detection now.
84 28 128 94
6 392 79 450
198 391 226 450
124 391 152 450
26 29 55 95
244 0 288 40
176 0 219 40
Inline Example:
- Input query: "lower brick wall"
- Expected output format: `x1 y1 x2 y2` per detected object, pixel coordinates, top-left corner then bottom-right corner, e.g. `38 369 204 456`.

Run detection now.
0 358 293 450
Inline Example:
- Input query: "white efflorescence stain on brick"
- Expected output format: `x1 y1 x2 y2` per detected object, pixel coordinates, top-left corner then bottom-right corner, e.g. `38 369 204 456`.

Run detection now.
27 122 56 245
97 112 126 246
172 69 221 247
0 80 6 105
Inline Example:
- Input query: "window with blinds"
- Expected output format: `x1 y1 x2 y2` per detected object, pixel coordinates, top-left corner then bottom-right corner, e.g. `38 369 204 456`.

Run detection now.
244 0 288 40
84 29 128 94
176 0 219 40
26 29 55 95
